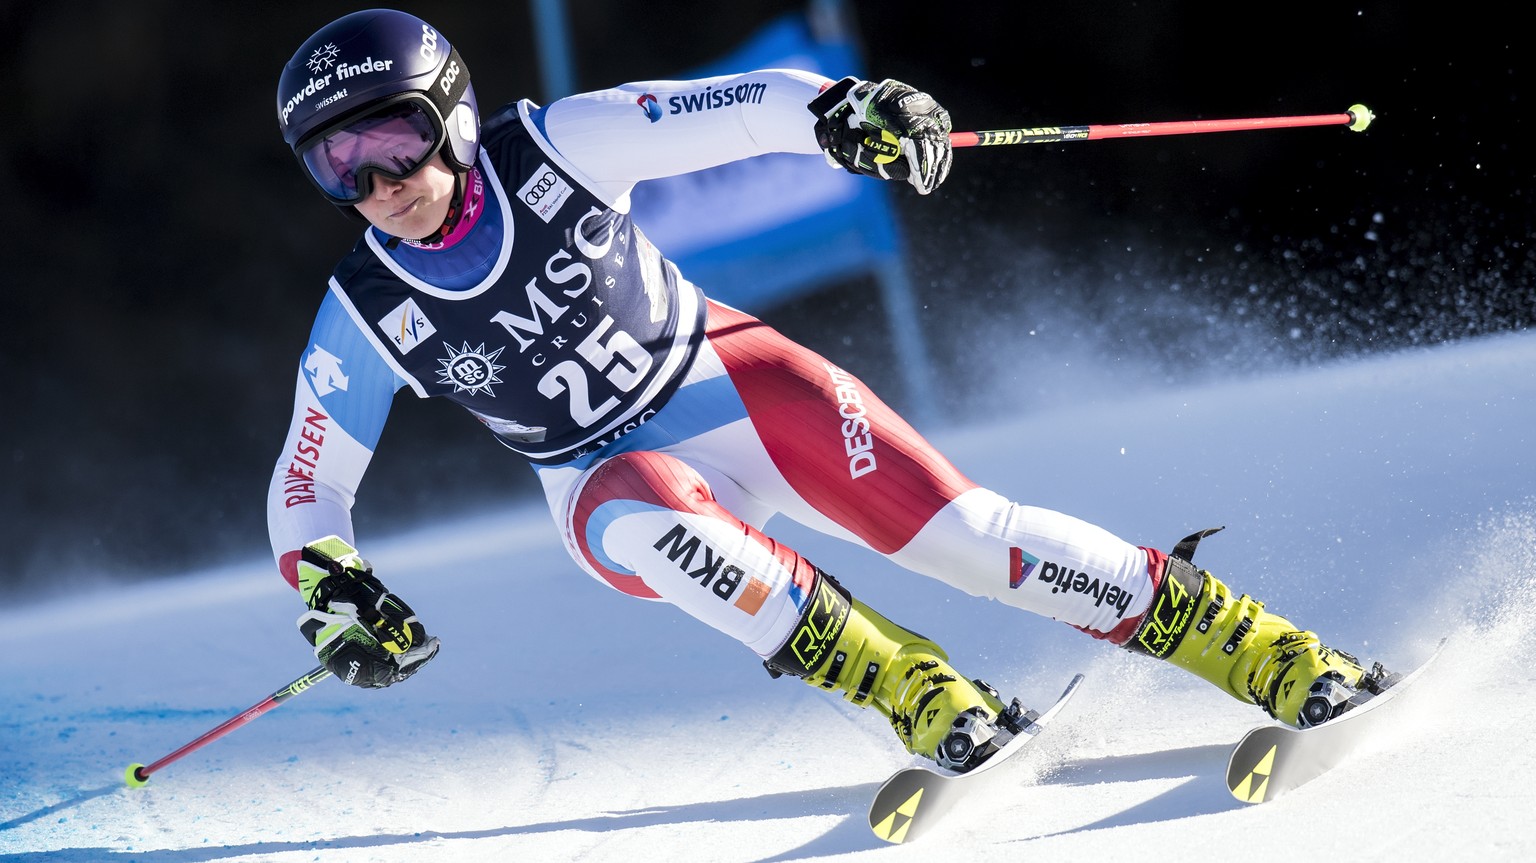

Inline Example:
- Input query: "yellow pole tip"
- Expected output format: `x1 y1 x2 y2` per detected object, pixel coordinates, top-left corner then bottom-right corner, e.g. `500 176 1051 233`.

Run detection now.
1347 104 1374 132
125 763 150 788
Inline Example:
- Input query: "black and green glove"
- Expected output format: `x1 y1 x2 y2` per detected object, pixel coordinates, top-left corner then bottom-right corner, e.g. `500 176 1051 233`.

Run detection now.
295 536 439 689
809 77 953 195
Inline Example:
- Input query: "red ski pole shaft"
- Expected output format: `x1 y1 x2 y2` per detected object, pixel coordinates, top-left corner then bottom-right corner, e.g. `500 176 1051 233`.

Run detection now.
125 665 332 786
950 104 1374 148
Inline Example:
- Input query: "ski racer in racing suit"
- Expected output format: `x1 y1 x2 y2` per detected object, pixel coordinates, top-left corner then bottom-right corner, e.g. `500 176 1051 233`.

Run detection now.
270 9 1381 771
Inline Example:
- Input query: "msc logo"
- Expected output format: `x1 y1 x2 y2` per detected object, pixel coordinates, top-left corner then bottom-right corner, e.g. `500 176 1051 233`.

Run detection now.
436 342 506 397
635 93 662 123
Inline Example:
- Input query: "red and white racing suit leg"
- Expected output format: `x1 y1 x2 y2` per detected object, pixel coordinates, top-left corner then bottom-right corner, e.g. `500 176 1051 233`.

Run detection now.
541 300 1160 660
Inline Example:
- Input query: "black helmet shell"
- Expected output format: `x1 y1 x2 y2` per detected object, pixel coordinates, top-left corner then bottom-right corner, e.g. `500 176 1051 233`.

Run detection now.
276 9 478 172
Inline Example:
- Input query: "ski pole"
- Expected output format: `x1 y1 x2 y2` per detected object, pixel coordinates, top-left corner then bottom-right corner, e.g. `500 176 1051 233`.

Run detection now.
950 103 1373 148
124 664 332 787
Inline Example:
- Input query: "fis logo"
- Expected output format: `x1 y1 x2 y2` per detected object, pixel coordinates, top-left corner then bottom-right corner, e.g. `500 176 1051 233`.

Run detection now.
378 298 437 354
636 93 662 123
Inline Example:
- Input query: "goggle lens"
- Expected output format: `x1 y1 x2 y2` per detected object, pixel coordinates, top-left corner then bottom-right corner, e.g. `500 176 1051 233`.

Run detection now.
300 101 441 203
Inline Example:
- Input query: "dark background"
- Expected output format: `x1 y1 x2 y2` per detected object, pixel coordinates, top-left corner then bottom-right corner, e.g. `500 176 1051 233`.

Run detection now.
3 1 1530 597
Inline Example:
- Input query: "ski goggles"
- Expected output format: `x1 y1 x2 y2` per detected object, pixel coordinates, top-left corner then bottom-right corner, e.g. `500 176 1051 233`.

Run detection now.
297 98 446 205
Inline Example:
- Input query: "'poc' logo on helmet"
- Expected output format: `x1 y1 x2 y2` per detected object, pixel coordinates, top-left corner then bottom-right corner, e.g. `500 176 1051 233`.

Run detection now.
419 25 441 63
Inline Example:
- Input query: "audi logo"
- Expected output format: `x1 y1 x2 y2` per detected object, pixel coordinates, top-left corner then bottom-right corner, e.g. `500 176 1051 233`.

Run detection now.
524 172 558 204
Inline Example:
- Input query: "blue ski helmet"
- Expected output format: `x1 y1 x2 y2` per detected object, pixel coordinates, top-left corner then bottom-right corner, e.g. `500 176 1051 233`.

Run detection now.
277 9 479 203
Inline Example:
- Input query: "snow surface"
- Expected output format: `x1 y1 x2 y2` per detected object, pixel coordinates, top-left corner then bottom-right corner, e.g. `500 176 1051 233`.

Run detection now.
5 331 1536 862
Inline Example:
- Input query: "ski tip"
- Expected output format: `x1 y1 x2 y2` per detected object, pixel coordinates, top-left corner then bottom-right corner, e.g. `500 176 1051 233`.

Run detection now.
1228 743 1278 804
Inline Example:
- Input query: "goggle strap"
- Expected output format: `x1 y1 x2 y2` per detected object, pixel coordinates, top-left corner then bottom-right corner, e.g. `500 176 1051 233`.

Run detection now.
426 46 470 118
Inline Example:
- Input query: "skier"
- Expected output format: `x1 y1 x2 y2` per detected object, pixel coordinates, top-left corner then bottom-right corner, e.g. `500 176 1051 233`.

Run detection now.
271 9 1384 772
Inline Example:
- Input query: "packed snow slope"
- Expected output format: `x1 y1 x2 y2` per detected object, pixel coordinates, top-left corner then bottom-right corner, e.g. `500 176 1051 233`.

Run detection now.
4 331 1535 862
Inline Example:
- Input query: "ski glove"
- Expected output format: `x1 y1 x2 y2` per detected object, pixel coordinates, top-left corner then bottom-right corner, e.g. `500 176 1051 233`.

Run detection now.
809 77 953 195
295 536 439 689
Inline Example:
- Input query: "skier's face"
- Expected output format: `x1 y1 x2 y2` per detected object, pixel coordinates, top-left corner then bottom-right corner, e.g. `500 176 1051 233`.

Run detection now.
353 153 458 240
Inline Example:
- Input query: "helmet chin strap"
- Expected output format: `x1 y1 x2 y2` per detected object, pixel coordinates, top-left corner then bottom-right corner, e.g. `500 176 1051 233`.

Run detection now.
383 171 467 250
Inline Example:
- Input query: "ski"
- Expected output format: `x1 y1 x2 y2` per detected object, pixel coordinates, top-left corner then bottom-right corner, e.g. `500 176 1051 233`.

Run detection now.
867 673 1084 844
1226 639 1445 804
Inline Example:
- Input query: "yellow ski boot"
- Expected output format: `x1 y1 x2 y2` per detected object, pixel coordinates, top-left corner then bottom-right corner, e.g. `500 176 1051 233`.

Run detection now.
1129 529 1377 727
765 569 1027 771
